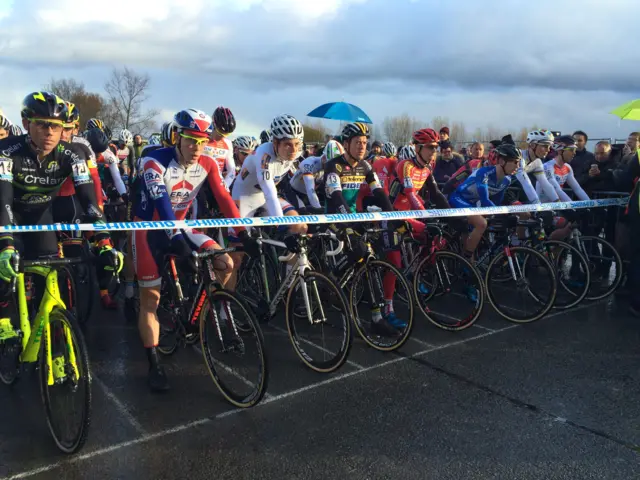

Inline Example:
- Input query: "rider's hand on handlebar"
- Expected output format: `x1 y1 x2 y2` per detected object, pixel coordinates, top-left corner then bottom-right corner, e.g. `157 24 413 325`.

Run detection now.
0 247 17 282
170 234 198 274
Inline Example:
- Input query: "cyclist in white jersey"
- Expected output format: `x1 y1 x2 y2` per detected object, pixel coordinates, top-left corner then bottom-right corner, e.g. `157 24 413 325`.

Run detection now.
517 130 561 204
232 114 306 232
288 139 344 211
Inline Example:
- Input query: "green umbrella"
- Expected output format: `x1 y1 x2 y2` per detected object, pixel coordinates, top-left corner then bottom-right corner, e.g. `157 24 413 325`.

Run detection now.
610 99 640 121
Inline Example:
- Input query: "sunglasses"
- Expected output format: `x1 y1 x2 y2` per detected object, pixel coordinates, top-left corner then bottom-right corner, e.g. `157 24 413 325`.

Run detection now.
179 132 209 146
29 118 64 132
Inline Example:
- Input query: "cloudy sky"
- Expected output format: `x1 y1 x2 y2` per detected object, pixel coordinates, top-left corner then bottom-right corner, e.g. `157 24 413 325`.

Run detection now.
0 0 638 142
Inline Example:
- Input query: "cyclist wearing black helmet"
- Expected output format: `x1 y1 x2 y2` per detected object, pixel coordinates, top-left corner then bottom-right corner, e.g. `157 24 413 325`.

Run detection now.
204 106 236 188
0 92 120 340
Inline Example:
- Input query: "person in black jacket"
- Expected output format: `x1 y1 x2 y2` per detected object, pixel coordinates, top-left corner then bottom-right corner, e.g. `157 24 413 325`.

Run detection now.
572 130 596 179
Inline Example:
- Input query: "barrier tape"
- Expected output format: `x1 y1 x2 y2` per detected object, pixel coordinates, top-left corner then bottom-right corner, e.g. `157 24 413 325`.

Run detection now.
1 197 629 234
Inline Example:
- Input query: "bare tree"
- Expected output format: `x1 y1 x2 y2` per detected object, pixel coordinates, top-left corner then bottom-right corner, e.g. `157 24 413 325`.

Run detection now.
104 67 159 135
450 121 468 145
383 114 422 146
302 120 329 143
44 78 108 126
430 116 450 133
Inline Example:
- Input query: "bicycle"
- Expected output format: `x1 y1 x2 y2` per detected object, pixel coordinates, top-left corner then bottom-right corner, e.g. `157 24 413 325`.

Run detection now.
475 215 558 323
0 252 91 453
235 231 352 373
56 231 96 324
313 226 415 352
399 221 485 331
154 247 269 408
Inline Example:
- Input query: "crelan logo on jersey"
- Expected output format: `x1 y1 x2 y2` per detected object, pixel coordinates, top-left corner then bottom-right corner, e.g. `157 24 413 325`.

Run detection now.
44 161 59 174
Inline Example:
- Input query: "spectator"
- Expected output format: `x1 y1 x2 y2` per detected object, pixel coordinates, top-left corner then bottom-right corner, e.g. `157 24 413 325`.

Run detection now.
439 127 450 142
369 140 382 157
571 130 595 179
468 142 485 163
578 141 619 193
620 132 640 167
433 140 463 183
133 134 144 159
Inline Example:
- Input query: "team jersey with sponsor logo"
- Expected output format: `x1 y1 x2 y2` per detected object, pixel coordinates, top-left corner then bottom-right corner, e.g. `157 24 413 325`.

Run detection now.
451 165 513 207
0 135 103 248
203 137 235 188
539 159 589 202
135 147 243 236
324 155 382 214
232 142 296 217
58 135 103 208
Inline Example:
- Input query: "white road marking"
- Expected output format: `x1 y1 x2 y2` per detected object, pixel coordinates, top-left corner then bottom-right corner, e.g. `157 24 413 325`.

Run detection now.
4 323 518 480
94 376 146 435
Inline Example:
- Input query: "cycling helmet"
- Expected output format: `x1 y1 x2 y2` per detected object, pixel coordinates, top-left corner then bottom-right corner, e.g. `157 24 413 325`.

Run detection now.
86 118 104 130
21 91 68 120
341 122 370 140
173 109 213 137
398 145 416 162
412 128 440 146
148 133 161 146
64 101 80 127
212 106 236 136
382 142 397 158
83 127 110 154
8 124 23 137
260 129 271 144
324 139 344 160
161 121 176 146
553 135 577 151
0 115 10 129
270 114 304 141
118 128 133 146
526 129 554 145
494 143 522 161
234 135 257 152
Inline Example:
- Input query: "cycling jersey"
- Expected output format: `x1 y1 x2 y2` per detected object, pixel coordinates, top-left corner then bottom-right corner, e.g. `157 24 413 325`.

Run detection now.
324 155 384 214
449 165 513 208
289 155 323 209
0 135 103 249
136 147 242 232
442 158 483 195
391 159 433 210
356 157 397 212
539 159 589 203
515 150 559 204
232 142 296 217
58 135 103 209
203 137 235 188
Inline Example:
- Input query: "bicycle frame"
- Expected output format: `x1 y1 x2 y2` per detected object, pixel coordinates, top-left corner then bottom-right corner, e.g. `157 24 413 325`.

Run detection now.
15 265 79 386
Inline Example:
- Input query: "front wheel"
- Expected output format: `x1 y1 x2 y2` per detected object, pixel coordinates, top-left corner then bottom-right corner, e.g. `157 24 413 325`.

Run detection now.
286 271 352 373
486 246 557 323
200 287 269 408
40 307 92 453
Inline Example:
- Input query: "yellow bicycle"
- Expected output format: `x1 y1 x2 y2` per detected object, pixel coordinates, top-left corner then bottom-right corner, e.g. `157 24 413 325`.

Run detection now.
0 252 91 454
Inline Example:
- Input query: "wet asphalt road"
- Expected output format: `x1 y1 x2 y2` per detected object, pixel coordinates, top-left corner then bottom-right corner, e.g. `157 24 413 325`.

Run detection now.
1 292 639 480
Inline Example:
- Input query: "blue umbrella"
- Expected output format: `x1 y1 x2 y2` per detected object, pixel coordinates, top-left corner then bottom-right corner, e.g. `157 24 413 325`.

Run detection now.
307 102 372 123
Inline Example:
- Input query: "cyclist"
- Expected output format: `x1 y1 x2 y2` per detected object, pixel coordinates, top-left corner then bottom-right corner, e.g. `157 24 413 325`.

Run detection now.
112 128 135 178
232 135 258 172
0 115 11 140
356 142 399 212
260 129 271 144
324 122 402 334
382 142 397 160
288 139 343 212
541 135 590 241
0 92 117 339
449 143 522 258
7 125 23 137
134 108 256 392
517 130 561 204
203 107 236 188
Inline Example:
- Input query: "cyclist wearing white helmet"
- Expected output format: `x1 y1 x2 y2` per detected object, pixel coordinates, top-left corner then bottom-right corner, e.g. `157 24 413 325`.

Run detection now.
516 129 561 203
232 135 258 169
0 115 11 140
288 139 344 212
232 114 307 236
382 142 397 159
112 128 134 179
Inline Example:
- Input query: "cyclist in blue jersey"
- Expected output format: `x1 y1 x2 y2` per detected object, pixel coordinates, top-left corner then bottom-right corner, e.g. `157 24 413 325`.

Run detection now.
449 144 521 258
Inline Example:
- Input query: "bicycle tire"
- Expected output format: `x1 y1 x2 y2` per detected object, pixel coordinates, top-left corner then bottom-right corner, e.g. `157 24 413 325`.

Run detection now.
199 287 269 408
413 250 484 331
577 235 623 301
485 246 557 323
534 240 590 310
285 271 352 373
40 307 92 454
157 269 182 356
350 259 415 351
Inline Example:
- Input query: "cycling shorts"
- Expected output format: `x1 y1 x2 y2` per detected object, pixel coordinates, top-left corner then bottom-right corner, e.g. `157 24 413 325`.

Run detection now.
132 223 217 288
448 194 476 210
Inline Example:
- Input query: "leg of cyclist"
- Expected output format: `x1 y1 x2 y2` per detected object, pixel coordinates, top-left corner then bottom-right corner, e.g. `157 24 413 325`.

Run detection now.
132 229 170 392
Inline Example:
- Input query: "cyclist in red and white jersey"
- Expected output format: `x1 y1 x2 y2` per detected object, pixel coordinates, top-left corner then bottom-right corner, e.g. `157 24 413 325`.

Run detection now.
203 106 236 188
